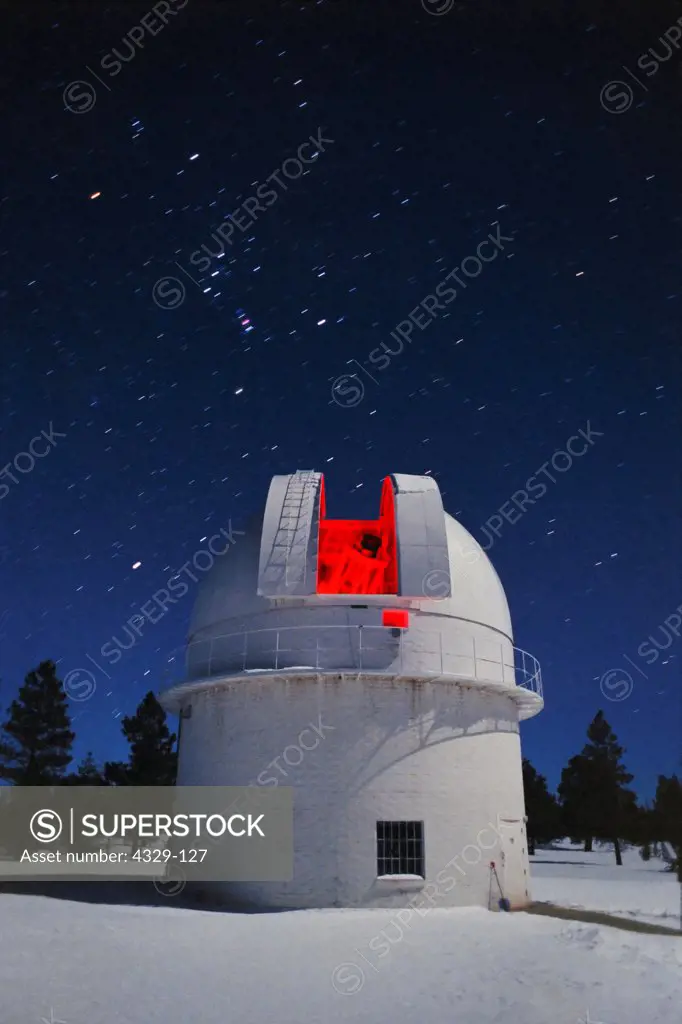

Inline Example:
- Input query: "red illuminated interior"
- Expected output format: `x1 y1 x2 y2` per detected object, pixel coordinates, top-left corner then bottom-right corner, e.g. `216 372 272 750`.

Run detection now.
316 476 398 595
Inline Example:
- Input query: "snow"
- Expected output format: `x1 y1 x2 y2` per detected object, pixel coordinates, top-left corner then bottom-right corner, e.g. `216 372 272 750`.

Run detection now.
1 841 679 1023
377 873 425 880
1 880 680 1024
531 840 680 929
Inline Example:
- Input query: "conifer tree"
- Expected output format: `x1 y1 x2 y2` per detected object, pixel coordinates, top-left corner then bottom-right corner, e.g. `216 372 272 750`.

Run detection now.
558 752 599 851
651 774 682 878
558 710 636 865
104 691 177 786
0 660 74 784
63 751 105 786
522 757 561 854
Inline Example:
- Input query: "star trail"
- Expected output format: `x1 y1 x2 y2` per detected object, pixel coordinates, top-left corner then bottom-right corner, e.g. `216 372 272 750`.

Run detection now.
0 0 680 795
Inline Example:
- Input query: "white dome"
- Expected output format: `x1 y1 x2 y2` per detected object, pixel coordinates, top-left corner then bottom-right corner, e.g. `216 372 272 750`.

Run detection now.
438 513 513 639
160 471 544 913
164 471 542 721
189 510 513 644
188 519 266 643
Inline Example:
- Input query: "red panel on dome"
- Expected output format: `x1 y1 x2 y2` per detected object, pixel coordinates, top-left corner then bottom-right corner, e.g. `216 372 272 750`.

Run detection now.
382 609 408 628
316 476 398 595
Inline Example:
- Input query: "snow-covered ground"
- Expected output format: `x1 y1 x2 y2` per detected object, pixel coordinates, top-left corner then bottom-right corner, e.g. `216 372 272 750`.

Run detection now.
531 840 680 929
1 881 680 1024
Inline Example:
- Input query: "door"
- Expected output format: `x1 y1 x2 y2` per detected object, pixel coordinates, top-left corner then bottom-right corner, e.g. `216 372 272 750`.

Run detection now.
498 816 529 907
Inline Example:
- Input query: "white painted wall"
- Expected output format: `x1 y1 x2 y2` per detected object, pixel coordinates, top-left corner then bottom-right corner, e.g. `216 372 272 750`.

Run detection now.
177 676 531 910
165 483 540 910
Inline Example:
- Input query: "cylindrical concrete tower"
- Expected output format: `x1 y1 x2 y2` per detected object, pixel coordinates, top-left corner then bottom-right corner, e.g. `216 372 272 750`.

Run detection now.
160 471 544 910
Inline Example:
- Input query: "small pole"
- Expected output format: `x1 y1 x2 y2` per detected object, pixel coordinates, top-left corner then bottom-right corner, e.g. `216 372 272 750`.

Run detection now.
490 860 510 912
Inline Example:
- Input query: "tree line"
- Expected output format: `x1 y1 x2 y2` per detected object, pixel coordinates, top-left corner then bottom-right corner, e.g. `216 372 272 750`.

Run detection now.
523 709 682 877
0 660 177 787
0 661 680 880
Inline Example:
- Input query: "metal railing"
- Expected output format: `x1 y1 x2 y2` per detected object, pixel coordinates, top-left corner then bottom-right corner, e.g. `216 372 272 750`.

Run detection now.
180 624 543 702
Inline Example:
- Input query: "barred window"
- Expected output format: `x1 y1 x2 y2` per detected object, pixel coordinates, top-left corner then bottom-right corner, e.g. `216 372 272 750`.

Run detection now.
376 820 424 877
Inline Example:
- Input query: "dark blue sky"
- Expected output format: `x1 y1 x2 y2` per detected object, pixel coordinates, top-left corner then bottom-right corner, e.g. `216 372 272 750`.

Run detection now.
0 0 680 798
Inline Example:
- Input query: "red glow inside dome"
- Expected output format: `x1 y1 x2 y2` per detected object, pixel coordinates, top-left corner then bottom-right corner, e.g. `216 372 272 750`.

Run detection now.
316 477 398 595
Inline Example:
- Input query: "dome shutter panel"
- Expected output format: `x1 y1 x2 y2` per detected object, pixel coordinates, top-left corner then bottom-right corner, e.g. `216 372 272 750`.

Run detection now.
257 471 322 597
390 474 451 598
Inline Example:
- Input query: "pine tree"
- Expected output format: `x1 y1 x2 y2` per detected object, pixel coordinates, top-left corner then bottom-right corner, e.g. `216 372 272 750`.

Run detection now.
558 710 636 865
63 751 105 786
629 798 657 859
0 660 74 784
104 691 177 786
558 753 600 851
651 774 682 878
522 758 561 854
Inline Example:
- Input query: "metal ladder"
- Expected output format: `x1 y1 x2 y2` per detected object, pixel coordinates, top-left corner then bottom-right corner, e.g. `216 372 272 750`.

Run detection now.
265 470 319 592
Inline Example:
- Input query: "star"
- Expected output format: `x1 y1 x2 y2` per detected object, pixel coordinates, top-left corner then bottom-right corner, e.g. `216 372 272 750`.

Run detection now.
0 0 678 884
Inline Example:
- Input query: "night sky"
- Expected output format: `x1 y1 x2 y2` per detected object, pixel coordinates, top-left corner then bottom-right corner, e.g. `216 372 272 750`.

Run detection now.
1 0 680 798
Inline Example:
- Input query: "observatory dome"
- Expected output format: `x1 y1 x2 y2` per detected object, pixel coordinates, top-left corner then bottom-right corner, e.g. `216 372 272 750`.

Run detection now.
165 471 542 720
188 508 513 646
188 514 267 640
161 471 544 913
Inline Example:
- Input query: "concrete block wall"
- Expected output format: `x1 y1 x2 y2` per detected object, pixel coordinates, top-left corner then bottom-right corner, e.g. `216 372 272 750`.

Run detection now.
177 676 530 909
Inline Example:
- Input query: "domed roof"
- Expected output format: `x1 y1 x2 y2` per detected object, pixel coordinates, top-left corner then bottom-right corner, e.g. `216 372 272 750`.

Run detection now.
438 514 513 639
188 494 513 643
188 515 266 642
